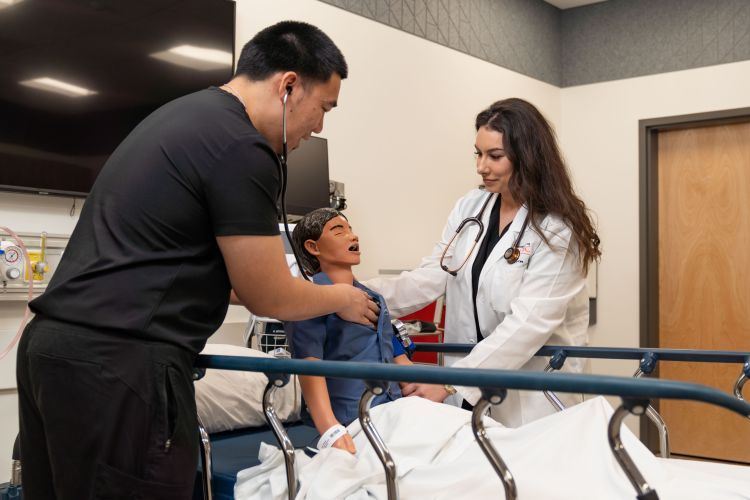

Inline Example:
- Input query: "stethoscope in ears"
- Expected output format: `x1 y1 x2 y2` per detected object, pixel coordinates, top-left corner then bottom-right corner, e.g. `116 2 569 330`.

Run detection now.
277 84 313 282
221 82 311 281
439 192 531 276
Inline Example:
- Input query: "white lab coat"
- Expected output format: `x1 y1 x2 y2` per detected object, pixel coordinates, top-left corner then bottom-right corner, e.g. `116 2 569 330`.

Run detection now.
366 188 590 427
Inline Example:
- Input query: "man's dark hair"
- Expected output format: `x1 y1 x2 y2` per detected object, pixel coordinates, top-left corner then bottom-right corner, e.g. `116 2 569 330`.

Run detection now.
235 21 348 83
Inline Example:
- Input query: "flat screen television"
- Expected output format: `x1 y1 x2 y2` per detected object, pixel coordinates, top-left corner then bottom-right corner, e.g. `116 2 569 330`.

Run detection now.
284 136 331 217
0 0 235 197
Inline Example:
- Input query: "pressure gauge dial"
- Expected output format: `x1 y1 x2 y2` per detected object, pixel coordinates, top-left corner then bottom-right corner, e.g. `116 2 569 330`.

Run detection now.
3 246 20 264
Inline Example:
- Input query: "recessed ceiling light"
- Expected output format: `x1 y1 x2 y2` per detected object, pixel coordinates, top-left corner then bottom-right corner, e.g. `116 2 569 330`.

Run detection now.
20 77 97 97
0 0 25 9
150 44 232 71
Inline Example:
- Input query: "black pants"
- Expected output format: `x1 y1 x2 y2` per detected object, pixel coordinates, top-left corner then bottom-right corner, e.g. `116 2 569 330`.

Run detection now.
17 317 199 500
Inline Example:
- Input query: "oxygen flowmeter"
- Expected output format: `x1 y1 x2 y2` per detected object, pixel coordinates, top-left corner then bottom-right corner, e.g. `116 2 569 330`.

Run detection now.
0 231 53 293
0 242 24 284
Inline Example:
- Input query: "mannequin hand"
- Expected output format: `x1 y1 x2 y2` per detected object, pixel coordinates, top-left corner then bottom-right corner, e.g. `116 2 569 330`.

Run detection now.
401 382 450 402
332 432 356 454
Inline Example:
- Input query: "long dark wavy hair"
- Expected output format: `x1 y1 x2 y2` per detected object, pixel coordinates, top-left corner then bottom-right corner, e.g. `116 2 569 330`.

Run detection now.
475 98 600 273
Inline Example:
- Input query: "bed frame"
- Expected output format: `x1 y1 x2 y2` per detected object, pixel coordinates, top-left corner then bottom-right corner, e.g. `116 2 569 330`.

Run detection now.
194 346 750 500
417 344 750 458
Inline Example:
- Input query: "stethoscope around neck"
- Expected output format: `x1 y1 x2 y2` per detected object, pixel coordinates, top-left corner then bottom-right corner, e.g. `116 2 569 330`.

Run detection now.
439 192 531 276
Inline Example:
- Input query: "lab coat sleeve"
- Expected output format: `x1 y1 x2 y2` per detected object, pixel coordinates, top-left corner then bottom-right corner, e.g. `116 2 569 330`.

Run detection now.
453 220 586 405
364 196 466 318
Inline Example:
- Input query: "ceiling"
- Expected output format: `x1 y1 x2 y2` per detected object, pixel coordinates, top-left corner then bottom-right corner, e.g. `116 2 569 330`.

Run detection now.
0 0 234 157
0 0 234 115
544 0 607 9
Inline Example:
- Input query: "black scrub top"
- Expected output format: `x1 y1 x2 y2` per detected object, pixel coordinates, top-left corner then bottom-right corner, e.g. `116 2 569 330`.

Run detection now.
471 195 511 342
30 88 280 354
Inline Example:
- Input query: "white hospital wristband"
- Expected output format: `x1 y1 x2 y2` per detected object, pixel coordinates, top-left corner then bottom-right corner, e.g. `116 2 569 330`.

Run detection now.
317 424 347 449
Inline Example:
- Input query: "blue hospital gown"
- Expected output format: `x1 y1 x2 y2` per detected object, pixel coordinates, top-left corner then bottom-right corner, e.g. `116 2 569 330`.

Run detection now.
284 272 403 425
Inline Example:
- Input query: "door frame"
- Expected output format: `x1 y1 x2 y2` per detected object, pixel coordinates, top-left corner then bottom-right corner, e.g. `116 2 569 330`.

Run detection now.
638 106 750 450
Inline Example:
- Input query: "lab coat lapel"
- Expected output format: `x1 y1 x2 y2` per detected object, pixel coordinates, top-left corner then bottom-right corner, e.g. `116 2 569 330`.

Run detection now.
458 193 497 289
477 204 529 288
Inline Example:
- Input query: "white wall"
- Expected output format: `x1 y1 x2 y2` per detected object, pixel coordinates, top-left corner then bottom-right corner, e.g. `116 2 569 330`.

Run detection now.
235 0 560 281
0 192 83 483
559 60 750 379
221 0 560 335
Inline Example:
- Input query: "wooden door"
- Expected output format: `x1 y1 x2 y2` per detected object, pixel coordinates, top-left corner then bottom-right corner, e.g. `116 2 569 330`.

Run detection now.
657 122 750 463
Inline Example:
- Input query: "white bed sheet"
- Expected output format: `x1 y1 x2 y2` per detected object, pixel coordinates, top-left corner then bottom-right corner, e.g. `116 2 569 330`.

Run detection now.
235 396 750 499
658 456 750 484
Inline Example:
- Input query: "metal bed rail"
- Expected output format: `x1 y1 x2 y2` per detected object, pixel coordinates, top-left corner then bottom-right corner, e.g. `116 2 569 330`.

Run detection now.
414 343 750 458
195 354 750 500
413 343 750 364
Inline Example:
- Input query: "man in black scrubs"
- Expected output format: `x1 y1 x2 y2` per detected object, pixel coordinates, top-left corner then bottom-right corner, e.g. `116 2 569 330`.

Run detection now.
16 21 377 499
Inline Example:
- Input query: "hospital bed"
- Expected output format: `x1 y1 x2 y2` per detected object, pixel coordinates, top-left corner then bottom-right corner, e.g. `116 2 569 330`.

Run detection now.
417 343 750 458
193 346 750 500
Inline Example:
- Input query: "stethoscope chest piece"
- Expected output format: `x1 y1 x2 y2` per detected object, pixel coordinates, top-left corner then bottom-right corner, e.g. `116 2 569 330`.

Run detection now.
503 246 521 264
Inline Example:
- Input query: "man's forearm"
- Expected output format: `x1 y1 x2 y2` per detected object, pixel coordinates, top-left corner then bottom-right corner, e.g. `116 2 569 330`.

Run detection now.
219 235 348 319
218 235 377 325
254 278 349 321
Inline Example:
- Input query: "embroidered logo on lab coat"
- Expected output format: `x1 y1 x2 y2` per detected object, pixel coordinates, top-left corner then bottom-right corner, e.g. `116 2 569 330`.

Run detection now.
516 243 534 265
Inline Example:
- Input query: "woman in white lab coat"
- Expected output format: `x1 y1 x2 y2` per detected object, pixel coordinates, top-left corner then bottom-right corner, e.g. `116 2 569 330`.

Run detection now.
366 98 600 427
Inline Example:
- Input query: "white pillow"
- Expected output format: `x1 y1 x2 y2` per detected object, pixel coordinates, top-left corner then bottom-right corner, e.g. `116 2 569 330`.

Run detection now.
195 344 302 433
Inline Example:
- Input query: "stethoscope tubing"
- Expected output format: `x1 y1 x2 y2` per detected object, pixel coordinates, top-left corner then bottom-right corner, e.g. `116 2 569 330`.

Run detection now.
278 90 312 281
440 192 530 275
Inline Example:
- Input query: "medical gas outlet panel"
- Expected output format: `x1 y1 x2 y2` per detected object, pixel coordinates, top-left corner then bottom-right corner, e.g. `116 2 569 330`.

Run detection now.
0 232 68 300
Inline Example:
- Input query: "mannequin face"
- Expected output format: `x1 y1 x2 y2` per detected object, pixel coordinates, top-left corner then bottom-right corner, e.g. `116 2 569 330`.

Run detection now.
304 216 360 271
474 126 514 197
285 74 341 151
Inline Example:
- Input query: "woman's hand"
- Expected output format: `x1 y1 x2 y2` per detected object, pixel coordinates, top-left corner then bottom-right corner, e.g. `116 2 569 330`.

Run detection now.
332 432 357 454
401 382 451 402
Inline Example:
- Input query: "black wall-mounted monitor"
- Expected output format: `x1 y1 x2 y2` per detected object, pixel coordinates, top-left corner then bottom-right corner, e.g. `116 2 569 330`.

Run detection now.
0 0 235 197
284 136 331 217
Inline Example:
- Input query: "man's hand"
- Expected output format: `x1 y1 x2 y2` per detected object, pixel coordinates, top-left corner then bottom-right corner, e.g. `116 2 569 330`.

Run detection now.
219 235 377 322
332 432 356 454
333 285 379 326
401 383 451 402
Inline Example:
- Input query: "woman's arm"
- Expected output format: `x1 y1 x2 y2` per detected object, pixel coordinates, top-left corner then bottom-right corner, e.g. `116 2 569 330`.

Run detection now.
393 354 412 366
393 353 413 390
363 192 477 317
298 361 356 454
391 344 450 399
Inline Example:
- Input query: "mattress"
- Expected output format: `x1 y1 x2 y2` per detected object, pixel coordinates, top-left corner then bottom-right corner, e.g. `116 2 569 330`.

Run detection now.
195 422 318 500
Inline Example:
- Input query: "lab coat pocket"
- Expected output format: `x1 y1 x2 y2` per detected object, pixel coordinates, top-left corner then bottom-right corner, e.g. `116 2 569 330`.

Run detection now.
487 265 526 314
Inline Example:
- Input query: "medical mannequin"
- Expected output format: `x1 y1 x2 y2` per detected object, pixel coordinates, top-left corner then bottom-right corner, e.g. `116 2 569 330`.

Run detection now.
366 98 601 427
284 208 412 454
